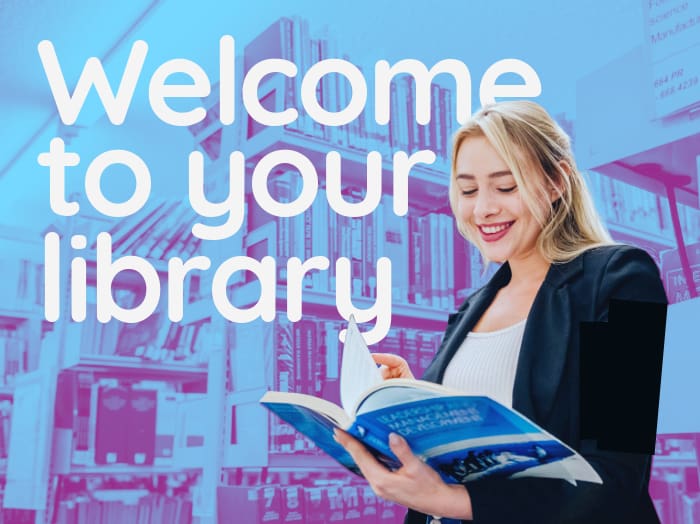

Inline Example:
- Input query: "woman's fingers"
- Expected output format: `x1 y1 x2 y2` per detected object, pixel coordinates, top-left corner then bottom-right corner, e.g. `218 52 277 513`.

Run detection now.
334 429 390 479
372 353 415 379
372 352 406 367
379 365 392 380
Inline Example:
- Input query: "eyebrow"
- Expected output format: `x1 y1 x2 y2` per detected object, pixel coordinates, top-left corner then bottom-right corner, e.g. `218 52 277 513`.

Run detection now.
455 170 514 180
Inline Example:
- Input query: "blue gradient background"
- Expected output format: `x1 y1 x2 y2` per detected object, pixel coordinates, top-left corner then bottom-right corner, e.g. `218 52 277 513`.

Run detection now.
0 1 698 523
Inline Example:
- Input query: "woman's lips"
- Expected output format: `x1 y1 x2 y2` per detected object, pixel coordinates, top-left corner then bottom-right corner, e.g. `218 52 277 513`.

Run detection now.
478 221 514 242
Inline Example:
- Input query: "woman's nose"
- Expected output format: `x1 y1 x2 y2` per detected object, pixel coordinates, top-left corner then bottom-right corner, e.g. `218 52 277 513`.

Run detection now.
473 190 499 219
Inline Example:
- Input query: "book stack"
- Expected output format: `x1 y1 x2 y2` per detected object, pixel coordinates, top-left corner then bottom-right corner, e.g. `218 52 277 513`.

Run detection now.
217 485 282 523
217 481 400 524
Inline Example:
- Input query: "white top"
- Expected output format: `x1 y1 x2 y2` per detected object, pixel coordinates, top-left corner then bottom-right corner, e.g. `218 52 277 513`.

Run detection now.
441 319 527 408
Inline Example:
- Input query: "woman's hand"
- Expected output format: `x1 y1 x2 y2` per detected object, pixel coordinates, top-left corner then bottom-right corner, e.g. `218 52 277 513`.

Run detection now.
334 429 473 520
372 353 415 380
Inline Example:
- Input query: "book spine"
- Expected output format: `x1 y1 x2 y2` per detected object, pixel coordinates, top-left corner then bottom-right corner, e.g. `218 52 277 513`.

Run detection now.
94 383 129 465
127 386 157 465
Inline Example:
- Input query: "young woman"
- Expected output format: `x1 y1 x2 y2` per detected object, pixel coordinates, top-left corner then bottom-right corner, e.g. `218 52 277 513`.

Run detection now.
334 101 667 523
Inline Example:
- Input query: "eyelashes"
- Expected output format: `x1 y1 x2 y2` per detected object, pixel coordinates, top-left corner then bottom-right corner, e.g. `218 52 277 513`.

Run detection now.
460 186 517 196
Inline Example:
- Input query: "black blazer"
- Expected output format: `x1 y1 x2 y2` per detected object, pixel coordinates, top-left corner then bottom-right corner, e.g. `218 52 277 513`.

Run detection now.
405 245 668 524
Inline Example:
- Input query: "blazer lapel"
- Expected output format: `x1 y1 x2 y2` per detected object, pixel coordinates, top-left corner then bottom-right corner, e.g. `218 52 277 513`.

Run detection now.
513 256 583 422
512 285 572 422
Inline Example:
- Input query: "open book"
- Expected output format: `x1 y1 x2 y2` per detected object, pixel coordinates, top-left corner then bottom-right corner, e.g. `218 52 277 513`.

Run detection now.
260 318 602 485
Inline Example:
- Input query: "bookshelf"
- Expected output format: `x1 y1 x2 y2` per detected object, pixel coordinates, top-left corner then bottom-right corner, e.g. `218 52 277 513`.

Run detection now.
65 355 208 386
0 202 222 524
0 227 48 523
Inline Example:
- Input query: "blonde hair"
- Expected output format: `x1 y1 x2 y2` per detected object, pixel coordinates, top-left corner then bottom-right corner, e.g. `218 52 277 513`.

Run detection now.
449 101 612 263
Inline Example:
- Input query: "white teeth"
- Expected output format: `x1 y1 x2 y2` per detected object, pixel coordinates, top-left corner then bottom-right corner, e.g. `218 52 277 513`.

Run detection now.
481 223 511 234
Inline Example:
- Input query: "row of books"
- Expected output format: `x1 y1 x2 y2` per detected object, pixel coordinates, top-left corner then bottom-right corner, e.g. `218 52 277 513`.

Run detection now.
588 170 700 242
217 483 401 524
242 17 457 163
243 178 490 309
53 494 193 524
0 329 26 386
53 372 208 469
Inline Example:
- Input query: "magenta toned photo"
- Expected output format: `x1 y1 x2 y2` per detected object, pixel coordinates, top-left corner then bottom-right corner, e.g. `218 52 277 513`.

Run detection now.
0 1 698 523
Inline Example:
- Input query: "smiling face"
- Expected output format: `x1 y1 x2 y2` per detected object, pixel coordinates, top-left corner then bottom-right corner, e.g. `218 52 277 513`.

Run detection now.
454 135 548 265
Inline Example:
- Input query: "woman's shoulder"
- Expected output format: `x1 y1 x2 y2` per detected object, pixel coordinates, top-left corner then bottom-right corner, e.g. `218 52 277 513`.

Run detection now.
578 243 654 268
566 244 659 283
577 243 667 306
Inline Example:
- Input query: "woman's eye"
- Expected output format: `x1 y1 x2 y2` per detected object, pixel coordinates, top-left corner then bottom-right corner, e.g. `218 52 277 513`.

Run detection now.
461 189 477 196
498 186 517 193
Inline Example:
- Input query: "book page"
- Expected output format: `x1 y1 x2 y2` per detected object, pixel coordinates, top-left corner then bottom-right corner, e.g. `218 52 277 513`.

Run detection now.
340 317 383 414
356 380 462 414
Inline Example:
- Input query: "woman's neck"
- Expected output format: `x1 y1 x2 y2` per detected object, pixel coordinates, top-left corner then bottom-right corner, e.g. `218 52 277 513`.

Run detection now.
506 250 551 289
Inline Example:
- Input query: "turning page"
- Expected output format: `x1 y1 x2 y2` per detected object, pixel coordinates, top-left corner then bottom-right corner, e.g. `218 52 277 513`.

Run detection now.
339 317 383 413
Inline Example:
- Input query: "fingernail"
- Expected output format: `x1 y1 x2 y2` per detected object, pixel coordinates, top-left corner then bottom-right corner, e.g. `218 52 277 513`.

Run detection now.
389 433 401 445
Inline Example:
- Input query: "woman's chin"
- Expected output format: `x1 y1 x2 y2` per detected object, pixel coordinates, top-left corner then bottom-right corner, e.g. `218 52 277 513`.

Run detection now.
481 249 508 265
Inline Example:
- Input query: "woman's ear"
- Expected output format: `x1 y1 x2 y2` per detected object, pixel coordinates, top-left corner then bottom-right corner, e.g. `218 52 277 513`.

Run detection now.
549 161 570 202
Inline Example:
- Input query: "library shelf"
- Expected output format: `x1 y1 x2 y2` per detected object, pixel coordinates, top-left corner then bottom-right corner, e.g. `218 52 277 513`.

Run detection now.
65 355 208 384
607 221 674 250
63 465 202 477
